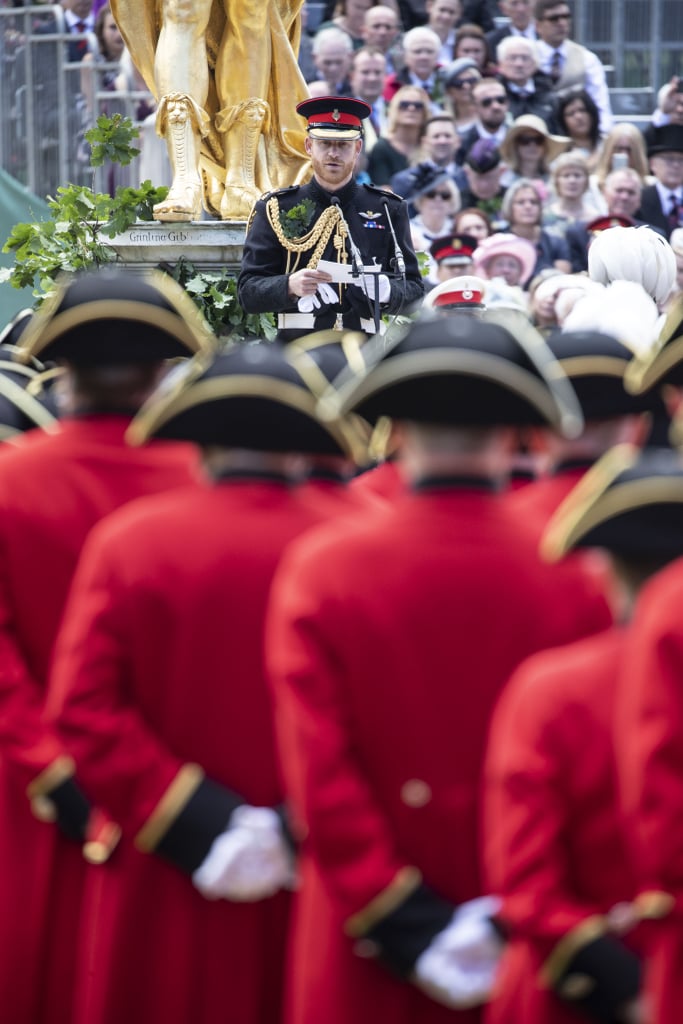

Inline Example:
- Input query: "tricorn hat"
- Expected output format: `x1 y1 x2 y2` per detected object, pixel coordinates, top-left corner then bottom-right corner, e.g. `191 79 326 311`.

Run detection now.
127 340 363 459
542 443 683 562
14 268 215 367
0 359 58 440
296 96 371 141
324 309 583 436
625 292 683 393
546 329 664 421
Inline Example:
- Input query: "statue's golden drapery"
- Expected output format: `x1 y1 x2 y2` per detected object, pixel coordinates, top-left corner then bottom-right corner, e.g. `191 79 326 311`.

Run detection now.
110 0 312 220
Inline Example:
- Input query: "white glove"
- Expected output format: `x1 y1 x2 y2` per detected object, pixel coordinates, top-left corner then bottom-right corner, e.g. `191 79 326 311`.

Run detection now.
351 273 391 303
413 895 503 1010
297 282 338 312
192 805 295 902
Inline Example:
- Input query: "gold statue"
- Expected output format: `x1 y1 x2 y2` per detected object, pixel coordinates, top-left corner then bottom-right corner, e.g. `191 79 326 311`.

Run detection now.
110 0 312 221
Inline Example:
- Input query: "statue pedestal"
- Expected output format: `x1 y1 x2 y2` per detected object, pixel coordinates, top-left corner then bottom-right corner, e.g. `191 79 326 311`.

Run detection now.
107 220 247 274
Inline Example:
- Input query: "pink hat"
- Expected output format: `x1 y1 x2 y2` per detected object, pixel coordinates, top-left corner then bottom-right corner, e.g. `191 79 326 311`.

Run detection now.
472 232 537 286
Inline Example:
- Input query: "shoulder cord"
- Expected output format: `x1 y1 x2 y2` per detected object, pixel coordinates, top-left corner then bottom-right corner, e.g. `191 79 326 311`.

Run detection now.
265 199 350 276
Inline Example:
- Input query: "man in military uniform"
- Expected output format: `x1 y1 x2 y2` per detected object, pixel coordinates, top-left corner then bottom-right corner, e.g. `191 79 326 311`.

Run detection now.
237 96 424 341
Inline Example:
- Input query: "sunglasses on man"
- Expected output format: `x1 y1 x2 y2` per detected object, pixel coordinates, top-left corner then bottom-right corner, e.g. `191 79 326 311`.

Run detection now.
478 95 508 107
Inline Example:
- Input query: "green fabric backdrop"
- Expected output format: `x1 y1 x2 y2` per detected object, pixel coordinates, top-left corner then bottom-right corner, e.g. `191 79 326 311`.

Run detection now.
0 168 50 325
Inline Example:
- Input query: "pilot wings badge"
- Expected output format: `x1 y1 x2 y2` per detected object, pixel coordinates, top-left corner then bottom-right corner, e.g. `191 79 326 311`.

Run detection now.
359 210 385 229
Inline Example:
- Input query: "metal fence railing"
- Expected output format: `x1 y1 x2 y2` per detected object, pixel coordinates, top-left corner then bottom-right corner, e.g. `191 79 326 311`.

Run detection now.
0 5 164 202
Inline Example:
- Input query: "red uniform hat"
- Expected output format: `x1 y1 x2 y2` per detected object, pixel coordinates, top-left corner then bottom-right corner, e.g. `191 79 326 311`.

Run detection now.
296 96 371 140
586 214 634 235
423 275 487 310
429 234 478 266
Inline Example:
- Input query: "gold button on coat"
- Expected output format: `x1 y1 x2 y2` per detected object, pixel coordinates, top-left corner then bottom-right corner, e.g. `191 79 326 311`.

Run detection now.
400 779 432 807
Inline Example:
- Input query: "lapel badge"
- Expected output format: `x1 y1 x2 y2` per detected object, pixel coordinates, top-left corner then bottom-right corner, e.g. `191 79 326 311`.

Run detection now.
359 210 385 229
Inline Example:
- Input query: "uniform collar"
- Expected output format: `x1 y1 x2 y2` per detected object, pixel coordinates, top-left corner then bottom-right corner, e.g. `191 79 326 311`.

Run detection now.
410 474 500 493
210 468 291 486
310 177 359 206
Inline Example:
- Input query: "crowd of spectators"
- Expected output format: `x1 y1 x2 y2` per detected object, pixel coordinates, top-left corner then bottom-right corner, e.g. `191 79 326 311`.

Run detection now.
301 0 683 323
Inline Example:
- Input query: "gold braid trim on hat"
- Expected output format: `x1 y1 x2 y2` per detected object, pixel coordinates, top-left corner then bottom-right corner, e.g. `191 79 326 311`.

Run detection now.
266 198 350 276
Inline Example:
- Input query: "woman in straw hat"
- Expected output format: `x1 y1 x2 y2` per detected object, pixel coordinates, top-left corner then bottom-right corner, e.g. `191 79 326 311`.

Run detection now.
500 114 570 194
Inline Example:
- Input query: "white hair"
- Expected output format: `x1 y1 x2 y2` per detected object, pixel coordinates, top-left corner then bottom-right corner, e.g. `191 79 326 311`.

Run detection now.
312 26 354 55
402 26 441 52
588 226 676 307
496 35 538 67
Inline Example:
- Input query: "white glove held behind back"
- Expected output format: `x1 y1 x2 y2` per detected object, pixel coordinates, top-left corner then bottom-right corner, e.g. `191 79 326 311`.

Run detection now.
192 805 294 902
413 895 503 1009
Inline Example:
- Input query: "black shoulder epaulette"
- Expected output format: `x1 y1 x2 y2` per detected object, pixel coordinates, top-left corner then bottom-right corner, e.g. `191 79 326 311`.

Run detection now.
246 185 301 232
364 183 401 201
263 184 300 201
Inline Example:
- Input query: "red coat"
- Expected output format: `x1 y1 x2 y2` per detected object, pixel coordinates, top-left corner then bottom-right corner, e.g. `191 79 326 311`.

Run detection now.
0 417 198 1024
266 485 611 1024
484 629 643 1024
48 479 327 1024
614 561 683 1022
506 467 617 618
350 459 404 502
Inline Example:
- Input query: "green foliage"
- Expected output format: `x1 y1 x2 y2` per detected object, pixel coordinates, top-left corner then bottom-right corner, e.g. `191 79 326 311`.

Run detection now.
279 197 316 239
0 116 165 300
87 113 141 168
0 179 168 299
416 250 431 277
168 257 277 342
0 113 268 340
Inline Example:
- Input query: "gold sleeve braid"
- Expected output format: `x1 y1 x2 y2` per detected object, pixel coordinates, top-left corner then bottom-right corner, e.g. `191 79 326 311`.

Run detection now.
265 198 350 276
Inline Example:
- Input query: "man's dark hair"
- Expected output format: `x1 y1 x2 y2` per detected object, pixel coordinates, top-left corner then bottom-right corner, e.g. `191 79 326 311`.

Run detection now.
556 87 601 148
533 0 572 19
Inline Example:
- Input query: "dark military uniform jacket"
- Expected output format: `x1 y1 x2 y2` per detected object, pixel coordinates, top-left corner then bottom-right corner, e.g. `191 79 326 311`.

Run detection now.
237 177 424 341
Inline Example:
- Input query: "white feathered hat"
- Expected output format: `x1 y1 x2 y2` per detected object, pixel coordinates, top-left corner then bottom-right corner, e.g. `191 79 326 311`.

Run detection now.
587 225 676 307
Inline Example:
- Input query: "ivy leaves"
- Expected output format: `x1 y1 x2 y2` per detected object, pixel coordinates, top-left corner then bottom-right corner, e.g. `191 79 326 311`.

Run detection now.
167 257 277 342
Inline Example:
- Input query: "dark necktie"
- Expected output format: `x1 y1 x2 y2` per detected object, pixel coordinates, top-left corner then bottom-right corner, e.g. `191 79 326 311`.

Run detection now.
668 193 680 233
549 49 562 84
75 20 87 55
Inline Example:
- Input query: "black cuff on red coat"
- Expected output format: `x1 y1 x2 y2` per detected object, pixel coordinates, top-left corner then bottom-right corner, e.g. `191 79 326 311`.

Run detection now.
48 777 91 842
274 802 297 855
554 935 642 1021
365 883 455 978
155 777 243 875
